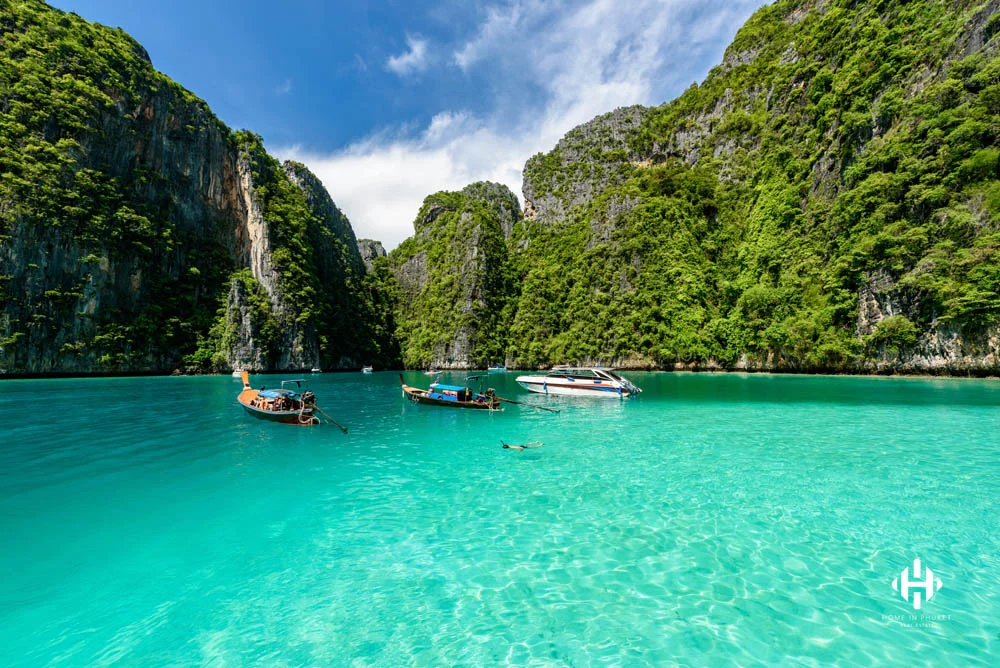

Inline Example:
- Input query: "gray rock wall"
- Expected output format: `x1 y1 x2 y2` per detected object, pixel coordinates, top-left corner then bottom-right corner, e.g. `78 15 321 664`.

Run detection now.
357 239 386 272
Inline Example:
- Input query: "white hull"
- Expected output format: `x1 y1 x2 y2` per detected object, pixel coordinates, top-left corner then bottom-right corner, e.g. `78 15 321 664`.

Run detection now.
515 377 631 397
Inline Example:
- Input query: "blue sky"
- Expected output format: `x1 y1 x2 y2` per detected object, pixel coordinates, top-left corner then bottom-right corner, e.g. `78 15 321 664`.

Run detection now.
51 0 768 248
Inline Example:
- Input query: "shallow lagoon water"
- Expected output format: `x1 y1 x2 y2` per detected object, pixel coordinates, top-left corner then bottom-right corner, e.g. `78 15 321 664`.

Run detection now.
1 372 998 666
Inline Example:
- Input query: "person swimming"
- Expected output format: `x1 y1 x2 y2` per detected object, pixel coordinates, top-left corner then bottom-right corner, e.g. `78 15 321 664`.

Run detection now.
501 440 543 452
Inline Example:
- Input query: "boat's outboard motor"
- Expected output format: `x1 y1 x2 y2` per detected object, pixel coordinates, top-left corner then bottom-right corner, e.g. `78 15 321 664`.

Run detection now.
301 390 316 407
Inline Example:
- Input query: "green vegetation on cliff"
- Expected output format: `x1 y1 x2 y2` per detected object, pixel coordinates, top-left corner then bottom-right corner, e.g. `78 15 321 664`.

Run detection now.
388 183 519 368
181 133 399 372
0 1 391 374
0 0 237 372
510 162 728 366
185 269 278 370
508 0 1000 371
6 0 1000 374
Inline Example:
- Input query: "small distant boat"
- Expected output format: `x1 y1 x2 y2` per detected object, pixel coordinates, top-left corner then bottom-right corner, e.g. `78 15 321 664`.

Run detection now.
424 368 443 377
515 366 641 398
311 367 322 374
400 374 501 410
231 370 243 378
237 371 321 426
362 365 373 374
487 365 507 373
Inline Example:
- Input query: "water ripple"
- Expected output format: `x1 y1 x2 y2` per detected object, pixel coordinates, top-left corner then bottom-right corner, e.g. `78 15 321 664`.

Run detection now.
0 373 997 666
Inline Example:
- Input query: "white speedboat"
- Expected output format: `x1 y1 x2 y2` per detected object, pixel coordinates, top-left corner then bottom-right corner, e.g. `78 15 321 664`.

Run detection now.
362 365 373 374
515 366 641 398
487 365 507 373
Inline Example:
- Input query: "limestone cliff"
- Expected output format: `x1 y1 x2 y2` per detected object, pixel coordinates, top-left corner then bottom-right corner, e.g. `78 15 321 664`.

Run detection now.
507 0 1000 374
522 105 650 227
357 239 386 272
0 1 371 374
8 0 1000 376
388 182 520 368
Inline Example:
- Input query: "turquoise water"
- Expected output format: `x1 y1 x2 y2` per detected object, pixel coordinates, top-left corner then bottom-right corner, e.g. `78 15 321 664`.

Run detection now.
1 372 998 667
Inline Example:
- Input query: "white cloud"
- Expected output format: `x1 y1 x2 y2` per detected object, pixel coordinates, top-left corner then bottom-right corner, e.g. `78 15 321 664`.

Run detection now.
386 35 429 76
452 2 526 71
277 1 767 250
280 112 526 249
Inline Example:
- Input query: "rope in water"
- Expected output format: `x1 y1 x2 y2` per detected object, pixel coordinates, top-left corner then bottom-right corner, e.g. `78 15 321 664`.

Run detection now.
298 404 319 425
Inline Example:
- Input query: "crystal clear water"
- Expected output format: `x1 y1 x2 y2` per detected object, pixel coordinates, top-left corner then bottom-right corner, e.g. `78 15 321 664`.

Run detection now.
1 372 998 667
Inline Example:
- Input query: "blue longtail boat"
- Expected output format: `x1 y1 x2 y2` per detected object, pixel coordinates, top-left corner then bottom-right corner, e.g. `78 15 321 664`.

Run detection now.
400 374 501 410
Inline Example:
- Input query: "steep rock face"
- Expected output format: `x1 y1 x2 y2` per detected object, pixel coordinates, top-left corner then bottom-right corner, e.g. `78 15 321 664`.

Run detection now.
204 137 372 372
234 155 276 303
357 239 386 272
388 182 521 368
284 162 361 263
507 0 1000 373
0 2 371 374
0 2 244 373
221 272 274 372
280 160 367 368
855 270 1000 373
522 105 649 227
230 152 299 370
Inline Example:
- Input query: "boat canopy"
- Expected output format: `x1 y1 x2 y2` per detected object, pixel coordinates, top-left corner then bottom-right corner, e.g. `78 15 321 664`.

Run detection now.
429 383 469 392
259 389 297 398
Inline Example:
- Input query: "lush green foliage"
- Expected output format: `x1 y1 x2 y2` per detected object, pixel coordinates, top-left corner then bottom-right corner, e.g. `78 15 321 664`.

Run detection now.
184 269 279 370
388 183 518 368
184 134 398 371
0 0 237 371
0 2 391 373
865 314 919 356
356 254 403 366
509 163 723 366
6 0 1000 373
505 0 1000 370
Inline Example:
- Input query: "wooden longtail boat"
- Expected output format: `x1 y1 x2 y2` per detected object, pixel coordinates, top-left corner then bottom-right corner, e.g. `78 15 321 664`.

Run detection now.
237 371 320 425
400 374 501 410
